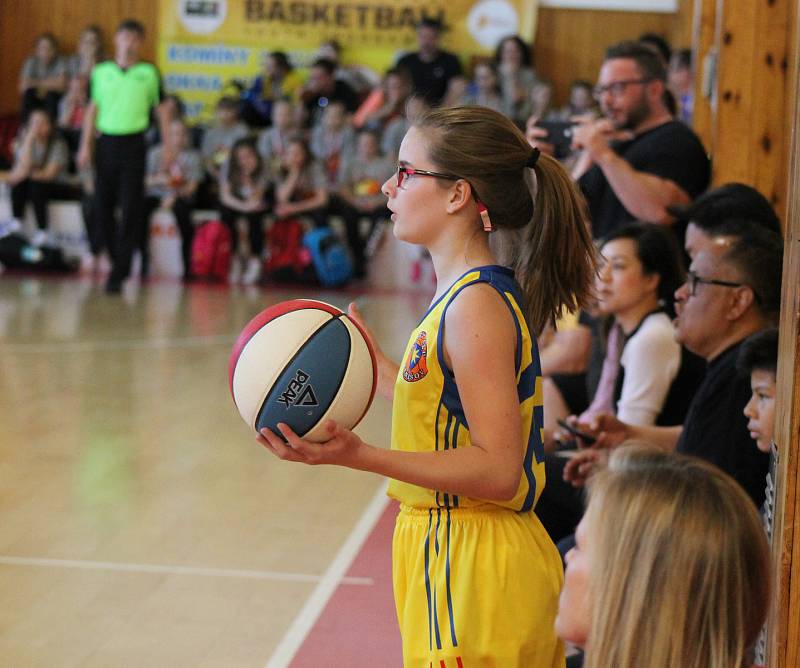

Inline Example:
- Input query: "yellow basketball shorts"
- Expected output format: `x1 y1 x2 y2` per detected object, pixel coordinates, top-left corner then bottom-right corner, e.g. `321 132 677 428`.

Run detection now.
392 504 565 668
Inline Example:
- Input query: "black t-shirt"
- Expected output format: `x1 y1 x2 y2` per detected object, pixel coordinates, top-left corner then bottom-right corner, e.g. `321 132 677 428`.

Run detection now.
579 120 710 240
303 80 361 127
395 50 462 105
676 341 769 506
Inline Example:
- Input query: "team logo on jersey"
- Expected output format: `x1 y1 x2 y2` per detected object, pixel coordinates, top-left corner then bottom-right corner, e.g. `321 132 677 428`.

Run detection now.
403 331 429 382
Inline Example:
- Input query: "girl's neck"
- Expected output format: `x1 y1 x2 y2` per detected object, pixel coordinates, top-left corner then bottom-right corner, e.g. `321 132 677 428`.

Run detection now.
428 230 495 299
615 297 660 335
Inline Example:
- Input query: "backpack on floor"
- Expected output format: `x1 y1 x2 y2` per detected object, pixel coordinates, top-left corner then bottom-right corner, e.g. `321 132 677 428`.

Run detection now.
265 218 315 283
191 220 231 281
303 227 352 287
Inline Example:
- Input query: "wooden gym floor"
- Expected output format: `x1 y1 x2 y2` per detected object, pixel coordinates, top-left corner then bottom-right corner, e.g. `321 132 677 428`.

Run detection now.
0 273 430 667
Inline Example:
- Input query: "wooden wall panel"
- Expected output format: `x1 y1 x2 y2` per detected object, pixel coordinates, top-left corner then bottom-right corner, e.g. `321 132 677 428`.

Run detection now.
533 4 692 107
0 0 158 116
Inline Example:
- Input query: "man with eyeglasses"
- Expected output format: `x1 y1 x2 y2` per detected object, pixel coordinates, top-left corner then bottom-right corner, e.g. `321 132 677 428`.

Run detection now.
569 41 710 242
563 223 783 507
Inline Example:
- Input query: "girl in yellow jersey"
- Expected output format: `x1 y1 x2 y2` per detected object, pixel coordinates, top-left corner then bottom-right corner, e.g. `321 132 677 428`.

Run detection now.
258 106 597 667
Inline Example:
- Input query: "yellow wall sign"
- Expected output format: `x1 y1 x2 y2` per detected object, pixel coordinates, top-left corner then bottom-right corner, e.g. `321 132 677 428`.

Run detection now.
158 0 538 122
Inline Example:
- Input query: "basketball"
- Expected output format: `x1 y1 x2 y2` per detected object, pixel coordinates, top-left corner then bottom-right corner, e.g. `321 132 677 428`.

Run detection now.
228 299 377 442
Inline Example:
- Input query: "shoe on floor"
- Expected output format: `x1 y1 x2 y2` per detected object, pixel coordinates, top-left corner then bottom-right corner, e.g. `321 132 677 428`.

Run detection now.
241 257 261 285
228 256 243 284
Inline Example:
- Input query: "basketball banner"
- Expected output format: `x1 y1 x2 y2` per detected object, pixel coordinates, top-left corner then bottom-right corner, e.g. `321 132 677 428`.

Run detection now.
157 0 539 121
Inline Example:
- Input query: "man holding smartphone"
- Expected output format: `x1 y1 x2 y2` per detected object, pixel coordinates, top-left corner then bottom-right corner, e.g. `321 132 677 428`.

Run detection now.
568 41 710 242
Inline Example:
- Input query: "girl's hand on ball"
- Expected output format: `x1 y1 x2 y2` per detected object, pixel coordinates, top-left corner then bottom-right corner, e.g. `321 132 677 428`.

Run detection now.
257 421 366 467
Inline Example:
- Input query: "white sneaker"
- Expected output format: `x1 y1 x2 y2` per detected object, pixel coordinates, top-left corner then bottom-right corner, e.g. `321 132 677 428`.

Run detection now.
228 256 243 284
241 257 261 285
79 254 96 275
97 253 112 275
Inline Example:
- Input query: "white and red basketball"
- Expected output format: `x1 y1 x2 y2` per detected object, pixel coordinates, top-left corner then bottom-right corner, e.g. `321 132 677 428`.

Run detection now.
228 299 377 442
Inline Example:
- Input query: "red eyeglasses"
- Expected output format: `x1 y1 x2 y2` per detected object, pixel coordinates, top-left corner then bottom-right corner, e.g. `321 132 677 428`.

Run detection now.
396 165 460 189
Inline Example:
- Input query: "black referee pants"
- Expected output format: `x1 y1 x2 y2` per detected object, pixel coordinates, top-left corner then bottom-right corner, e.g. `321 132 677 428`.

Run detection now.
94 133 146 284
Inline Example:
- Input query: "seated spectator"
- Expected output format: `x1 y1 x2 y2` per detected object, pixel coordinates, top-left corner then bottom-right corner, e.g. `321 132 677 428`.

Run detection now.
142 119 203 280
273 137 328 229
395 17 462 106
567 41 710 240
461 62 504 113
668 48 693 125
381 96 430 162
219 138 271 285
7 108 73 247
240 51 303 128
299 58 360 128
19 33 67 122
355 67 411 132
738 328 778 455
538 223 705 540
530 80 555 121
494 34 539 126
57 75 89 158
329 129 393 278
309 101 356 187
145 94 185 147
557 444 770 668
201 96 249 183
257 98 297 176
66 25 104 80
555 80 598 120
441 75 470 108
563 224 783 508
316 39 380 98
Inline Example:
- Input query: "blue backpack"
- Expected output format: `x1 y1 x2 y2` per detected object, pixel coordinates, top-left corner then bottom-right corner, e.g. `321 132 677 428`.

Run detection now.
303 227 352 287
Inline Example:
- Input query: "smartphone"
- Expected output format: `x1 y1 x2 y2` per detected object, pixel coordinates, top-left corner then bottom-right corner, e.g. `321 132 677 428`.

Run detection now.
535 120 575 159
556 418 597 445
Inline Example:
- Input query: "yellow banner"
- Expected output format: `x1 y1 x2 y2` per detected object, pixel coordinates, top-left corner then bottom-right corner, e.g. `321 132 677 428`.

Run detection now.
158 0 538 122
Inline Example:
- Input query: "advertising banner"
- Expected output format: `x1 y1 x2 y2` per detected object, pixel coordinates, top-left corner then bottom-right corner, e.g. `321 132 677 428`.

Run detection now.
158 0 538 121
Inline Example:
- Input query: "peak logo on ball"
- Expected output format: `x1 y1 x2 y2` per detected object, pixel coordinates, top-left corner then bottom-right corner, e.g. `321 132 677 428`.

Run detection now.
277 369 319 409
403 331 429 382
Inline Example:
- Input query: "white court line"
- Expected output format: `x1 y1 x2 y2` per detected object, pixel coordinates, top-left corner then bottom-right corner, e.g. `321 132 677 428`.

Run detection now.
0 555 373 585
265 484 390 668
1 334 236 354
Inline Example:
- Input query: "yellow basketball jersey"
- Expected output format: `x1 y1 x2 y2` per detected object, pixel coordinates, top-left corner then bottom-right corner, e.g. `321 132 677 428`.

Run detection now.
388 265 546 511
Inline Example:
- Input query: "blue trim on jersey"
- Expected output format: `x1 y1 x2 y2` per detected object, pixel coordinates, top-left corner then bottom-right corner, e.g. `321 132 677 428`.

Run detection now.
433 589 443 650
452 419 461 508
520 402 546 512
434 508 441 556
418 264 515 326
445 508 459 647
424 510 434 651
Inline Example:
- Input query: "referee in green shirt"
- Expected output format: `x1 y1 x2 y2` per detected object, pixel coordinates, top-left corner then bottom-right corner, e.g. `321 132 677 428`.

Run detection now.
77 19 172 294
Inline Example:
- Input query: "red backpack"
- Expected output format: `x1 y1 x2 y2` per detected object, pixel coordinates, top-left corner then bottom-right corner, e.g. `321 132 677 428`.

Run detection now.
191 220 232 281
265 219 315 283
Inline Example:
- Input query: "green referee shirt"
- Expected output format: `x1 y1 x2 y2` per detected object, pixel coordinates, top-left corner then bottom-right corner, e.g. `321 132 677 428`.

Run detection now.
90 61 161 135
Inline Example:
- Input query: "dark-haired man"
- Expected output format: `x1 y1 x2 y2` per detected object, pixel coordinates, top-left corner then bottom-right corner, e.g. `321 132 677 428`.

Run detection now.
572 41 710 240
395 18 462 105
300 58 360 128
77 19 170 294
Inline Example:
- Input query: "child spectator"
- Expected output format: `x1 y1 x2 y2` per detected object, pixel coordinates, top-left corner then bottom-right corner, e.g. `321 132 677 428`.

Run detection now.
299 58 360 128
66 25 104 80
142 119 203 280
556 80 598 120
273 137 328 228
309 101 356 187
200 96 248 183
355 67 411 132
381 96 430 162
58 75 89 158
257 99 297 176
219 138 271 285
738 328 779 454
7 109 72 247
145 94 185 147
668 48 694 125
464 62 504 113
19 33 68 122
240 51 303 128
494 35 539 125
330 129 393 278
316 39 380 98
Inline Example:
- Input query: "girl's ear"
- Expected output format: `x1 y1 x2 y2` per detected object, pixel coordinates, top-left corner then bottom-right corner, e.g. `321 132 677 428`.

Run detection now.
445 179 473 214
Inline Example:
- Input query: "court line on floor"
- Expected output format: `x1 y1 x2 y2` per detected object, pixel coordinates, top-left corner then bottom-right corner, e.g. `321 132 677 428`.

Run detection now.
265 483 390 668
1 334 237 354
0 555 373 585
